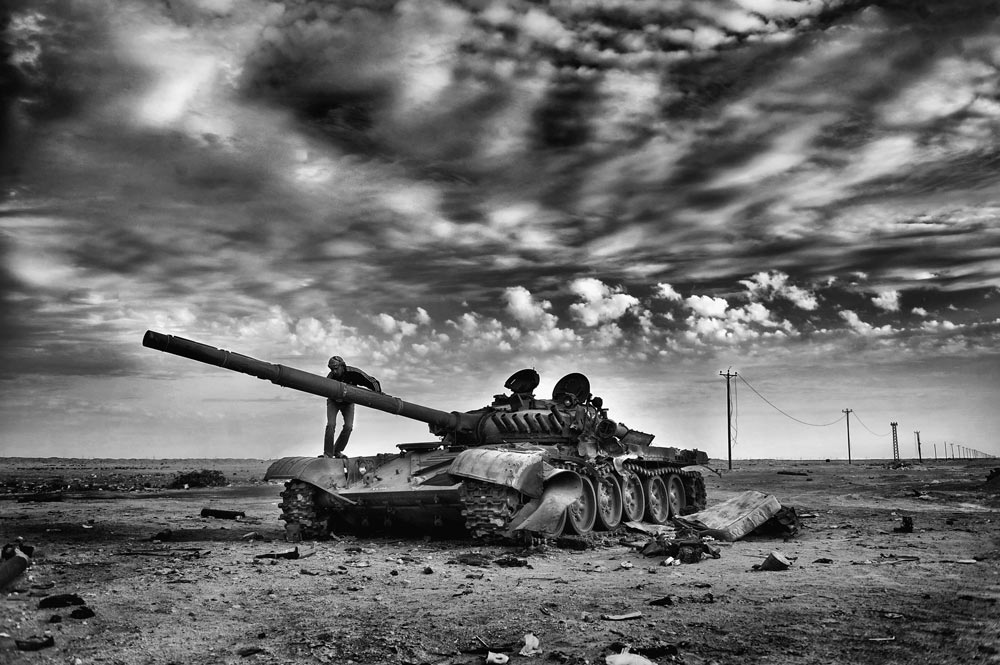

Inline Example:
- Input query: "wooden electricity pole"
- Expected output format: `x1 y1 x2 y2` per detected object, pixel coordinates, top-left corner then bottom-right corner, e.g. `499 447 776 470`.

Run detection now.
720 369 737 470
843 408 853 464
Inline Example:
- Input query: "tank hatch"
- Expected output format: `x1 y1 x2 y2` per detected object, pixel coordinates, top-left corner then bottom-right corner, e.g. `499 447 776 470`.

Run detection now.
552 372 590 406
504 369 540 395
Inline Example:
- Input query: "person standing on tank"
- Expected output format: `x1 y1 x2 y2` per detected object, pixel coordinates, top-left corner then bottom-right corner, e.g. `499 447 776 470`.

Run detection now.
324 356 382 458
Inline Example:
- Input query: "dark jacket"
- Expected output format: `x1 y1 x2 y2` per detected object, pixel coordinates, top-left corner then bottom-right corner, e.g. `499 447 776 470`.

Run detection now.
328 366 382 394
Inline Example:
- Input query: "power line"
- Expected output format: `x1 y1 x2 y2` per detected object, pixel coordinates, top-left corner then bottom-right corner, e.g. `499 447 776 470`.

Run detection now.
851 411 890 437
738 374 846 427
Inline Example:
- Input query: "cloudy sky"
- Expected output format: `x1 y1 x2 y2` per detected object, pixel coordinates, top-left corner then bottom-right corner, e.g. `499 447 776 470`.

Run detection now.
2 0 999 462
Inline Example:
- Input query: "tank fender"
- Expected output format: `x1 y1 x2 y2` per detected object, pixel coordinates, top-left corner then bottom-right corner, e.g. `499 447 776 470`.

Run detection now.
506 470 582 537
449 448 548 498
264 456 358 505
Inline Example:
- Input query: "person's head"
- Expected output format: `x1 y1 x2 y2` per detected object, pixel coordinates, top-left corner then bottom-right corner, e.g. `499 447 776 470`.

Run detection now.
328 356 346 377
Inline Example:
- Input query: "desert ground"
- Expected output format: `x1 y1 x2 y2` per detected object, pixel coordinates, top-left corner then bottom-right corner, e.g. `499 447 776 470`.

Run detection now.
1 457 998 665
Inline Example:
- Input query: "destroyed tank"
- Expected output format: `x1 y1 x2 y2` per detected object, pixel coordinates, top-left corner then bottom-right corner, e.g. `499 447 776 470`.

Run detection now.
143 330 709 541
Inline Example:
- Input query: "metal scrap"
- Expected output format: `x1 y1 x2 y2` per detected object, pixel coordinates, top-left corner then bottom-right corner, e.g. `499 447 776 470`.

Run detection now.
0 542 33 590
601 611 643 621
254 547 313 560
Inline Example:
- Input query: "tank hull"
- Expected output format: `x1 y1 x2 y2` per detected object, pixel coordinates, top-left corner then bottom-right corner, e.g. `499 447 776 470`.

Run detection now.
266 443 708 541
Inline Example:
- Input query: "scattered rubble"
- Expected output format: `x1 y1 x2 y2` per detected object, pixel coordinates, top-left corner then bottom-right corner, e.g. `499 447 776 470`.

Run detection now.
38 594 86 609
200 507 246 520
755 551 793 571
1 457 994 665
750 506 802 539
169 470 228 489
649 593 715 606
601 611 643 621
606 647 656 665
638 528 721 563
11 635 56 652
893 516 914 533
448 552 493 567
70 607 96 620
0 542 33 590
519 633 542 656
675 490 783 541
254 547 313 560
984 468 1000 492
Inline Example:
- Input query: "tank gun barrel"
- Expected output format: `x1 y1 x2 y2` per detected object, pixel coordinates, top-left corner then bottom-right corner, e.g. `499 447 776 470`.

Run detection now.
142 330 475 433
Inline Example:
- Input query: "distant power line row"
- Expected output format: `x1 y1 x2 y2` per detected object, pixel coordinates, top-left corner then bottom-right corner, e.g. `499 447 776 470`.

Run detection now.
717 369 995 466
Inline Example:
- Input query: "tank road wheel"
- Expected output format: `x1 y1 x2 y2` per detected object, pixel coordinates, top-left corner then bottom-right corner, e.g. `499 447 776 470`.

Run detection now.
666 474 687 518
566 475 598 534
619 472 645 523
644 475 671 525
594 473 624 531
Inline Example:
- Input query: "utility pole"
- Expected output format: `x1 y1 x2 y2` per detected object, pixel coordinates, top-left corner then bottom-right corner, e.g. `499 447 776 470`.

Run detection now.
720 369 737 471
891 422 899 462
843 408 853 464
915 431 922 463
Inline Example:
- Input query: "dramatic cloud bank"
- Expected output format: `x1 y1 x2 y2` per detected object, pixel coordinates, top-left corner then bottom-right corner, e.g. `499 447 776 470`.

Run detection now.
2 0 999 459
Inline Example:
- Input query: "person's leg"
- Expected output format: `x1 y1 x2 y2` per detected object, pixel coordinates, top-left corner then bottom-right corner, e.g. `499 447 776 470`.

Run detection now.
324 401 340 457
332 403 355 457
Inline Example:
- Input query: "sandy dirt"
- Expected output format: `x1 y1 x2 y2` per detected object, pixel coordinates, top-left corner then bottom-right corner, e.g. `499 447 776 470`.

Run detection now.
2 457 999 665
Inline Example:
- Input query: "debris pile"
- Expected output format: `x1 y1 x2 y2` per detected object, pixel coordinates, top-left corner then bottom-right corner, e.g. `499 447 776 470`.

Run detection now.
985 468 1000 492
754 551 793 571
625 491 803 567
638 527 721 564
674 490 781 541
0 541 34 590
200 507 245 520
749 506 802 539
168 469 228 489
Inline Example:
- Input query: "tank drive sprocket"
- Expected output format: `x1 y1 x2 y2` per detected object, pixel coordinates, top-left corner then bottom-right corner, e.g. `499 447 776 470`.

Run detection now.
278 480 330 540
460 479 525 540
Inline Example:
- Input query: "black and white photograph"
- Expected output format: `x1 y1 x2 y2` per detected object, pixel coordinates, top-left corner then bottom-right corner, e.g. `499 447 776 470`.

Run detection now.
2 0 999 663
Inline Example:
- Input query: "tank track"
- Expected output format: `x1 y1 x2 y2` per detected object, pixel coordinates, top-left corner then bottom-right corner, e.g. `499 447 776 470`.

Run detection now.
460 479 524 540
621 462 707 514
278 480 330 540
682 473 707 514
279 469 705 541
